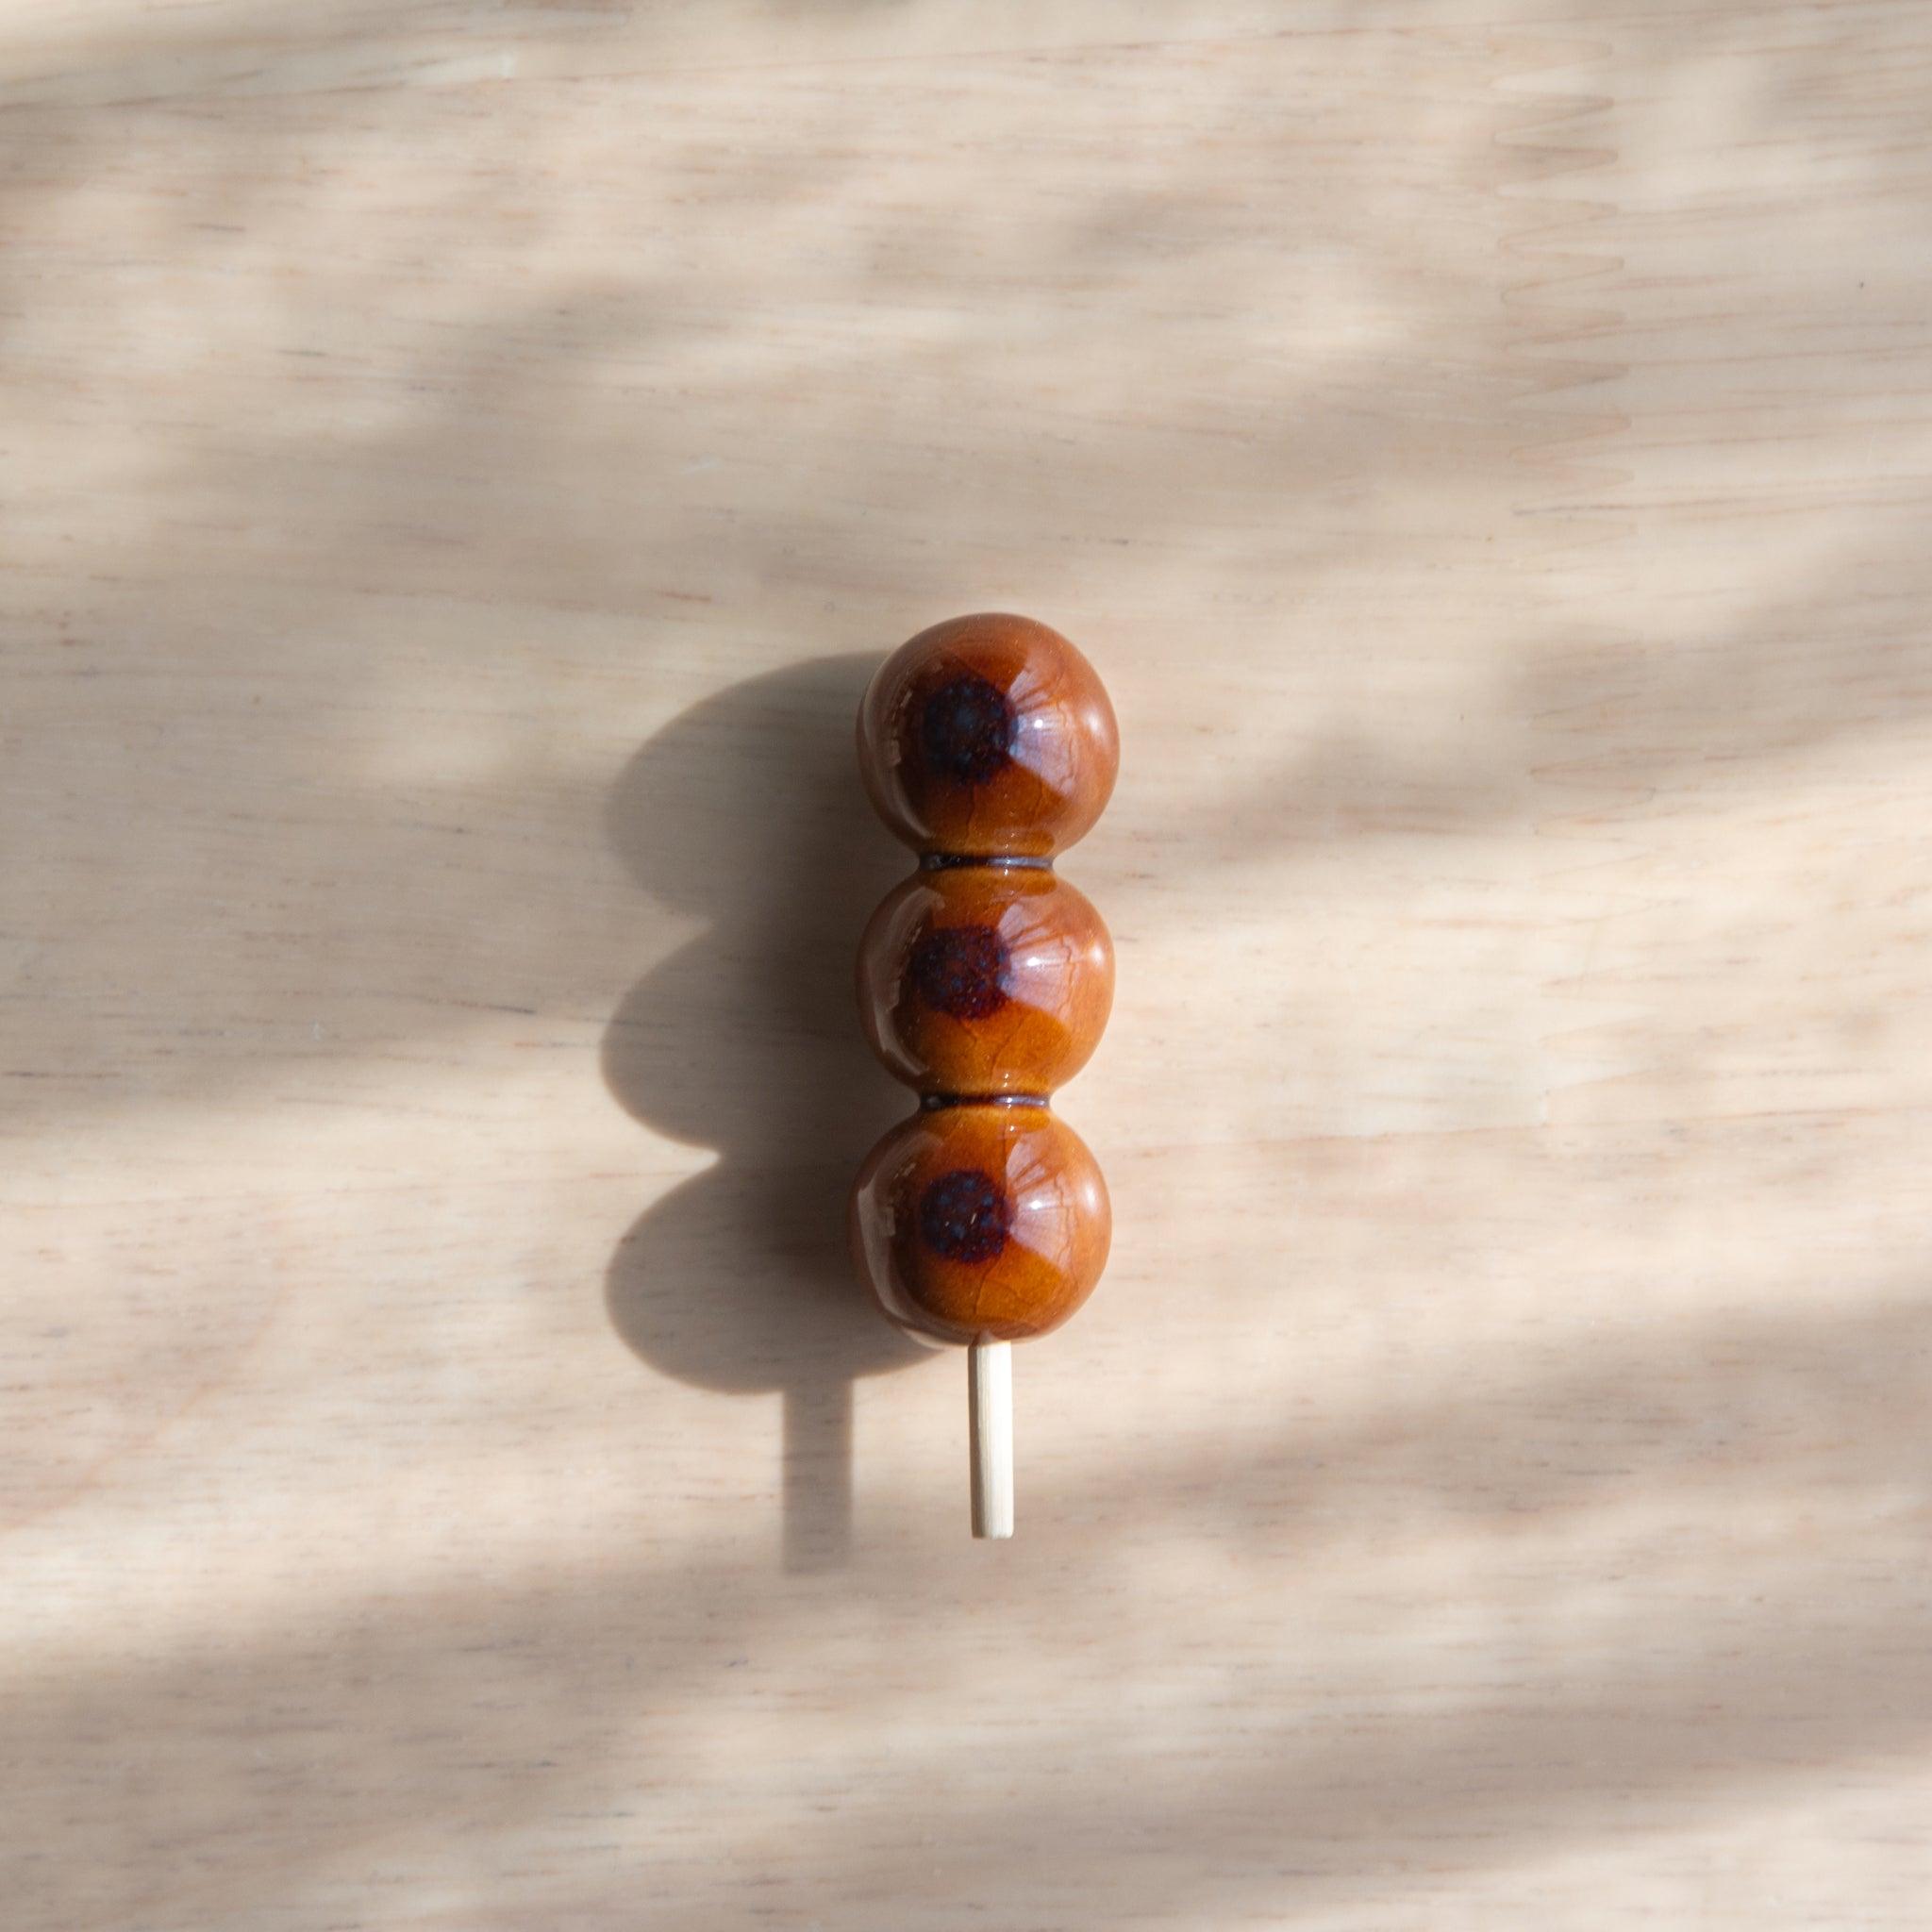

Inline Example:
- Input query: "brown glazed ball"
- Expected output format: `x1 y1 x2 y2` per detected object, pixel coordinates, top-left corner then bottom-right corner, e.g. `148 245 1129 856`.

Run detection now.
849 1103 1111 1346
857 866 1114 1099
857 613 1120 858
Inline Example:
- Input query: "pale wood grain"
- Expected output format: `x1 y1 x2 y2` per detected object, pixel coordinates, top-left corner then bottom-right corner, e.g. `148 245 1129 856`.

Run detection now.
5 2 1931 1926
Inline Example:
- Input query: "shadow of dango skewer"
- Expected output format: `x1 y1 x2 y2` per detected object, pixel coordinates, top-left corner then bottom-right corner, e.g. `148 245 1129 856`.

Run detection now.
602 657 924 1573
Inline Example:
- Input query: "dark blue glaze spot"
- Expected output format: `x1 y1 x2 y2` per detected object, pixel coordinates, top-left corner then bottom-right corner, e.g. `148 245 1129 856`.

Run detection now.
910 924 1008 1021
918 1169 1009 1264
920 673 1012 784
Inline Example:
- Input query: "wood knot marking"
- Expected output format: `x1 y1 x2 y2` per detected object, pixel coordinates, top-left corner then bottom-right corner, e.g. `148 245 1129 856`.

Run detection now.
920 673 1012 784
909 923 1008 1020
918 1168 1009 1264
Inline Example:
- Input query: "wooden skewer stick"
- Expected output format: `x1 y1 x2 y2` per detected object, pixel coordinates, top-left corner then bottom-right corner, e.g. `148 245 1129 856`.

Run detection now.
968 1338 1014 1539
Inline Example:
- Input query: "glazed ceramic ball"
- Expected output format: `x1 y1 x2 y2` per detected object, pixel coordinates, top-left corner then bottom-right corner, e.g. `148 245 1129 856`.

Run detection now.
857 613 1120 858
848 1103 1111 1346
856 865 1114 1099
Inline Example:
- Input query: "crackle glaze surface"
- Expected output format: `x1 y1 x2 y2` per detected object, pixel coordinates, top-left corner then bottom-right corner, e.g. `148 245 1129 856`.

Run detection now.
856 864 1114 1100
857 613 1119 859
852 613 1118 1345
848 1104 1112 1345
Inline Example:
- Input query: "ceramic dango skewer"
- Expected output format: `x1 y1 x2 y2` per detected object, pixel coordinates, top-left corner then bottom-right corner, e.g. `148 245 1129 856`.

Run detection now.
849 614 1118 1538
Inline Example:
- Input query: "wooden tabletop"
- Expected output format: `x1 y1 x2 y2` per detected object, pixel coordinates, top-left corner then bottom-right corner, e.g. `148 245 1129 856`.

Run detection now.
7 3 1929 1926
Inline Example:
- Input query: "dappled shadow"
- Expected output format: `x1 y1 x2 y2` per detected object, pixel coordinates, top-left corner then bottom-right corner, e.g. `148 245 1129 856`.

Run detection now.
8 1 1932 1928
7 1278 1929 1927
